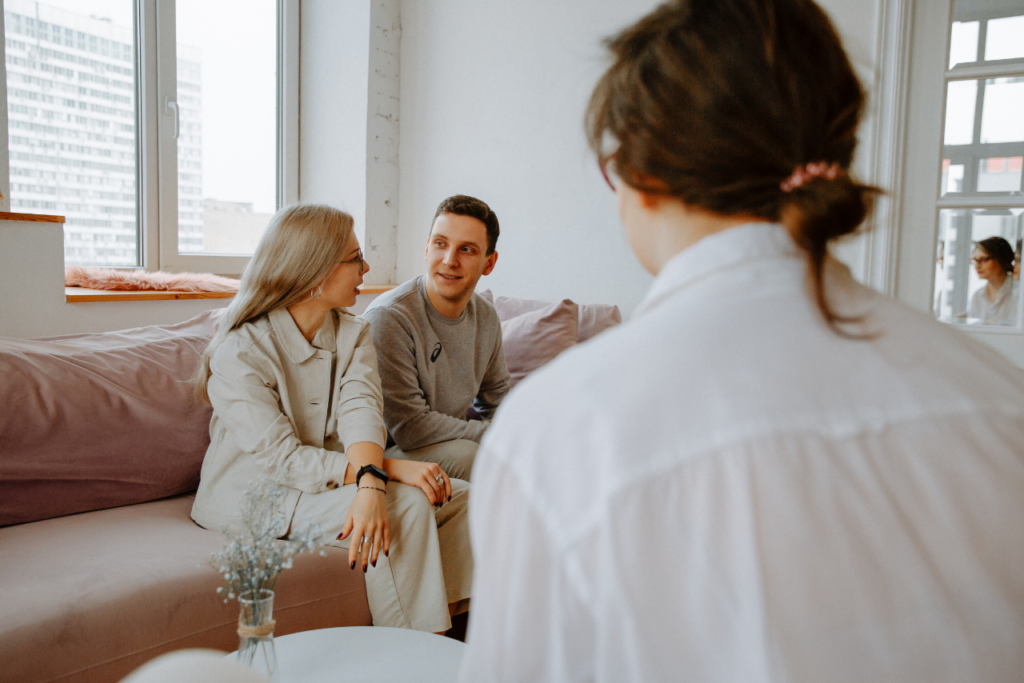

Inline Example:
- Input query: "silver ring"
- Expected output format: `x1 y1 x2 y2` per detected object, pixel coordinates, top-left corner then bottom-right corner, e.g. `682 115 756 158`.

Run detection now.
434 474 444 485
362 536 371 544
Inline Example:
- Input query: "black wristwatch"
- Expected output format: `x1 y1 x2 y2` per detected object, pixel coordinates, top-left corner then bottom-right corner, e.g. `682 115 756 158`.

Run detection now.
356 464 389 487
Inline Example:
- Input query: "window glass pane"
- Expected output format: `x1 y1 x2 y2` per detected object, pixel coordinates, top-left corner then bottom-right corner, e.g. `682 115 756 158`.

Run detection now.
984 15 1024 62
949 20 979 69
940 159 965 196
934 208 1022 327
175 0 276 256
979 77 1024 144
943 80 978 146
977 156 1023 193
5 0 138 267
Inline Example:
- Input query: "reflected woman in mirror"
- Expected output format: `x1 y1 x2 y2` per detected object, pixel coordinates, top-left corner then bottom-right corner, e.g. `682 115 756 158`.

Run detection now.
460 1 1024 680
968 236 1018 325
192 204 471 634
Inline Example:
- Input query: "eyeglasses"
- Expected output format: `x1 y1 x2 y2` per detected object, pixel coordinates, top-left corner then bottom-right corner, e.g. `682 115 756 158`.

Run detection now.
970 255 992 266
337 250 366 268
600 152 618 192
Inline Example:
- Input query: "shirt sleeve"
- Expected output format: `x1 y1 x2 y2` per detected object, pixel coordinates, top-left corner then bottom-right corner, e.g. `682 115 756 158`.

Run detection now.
333 321 388 450
473 328 511 420
459 447 595 683
208 338 350 493
364 306 487 450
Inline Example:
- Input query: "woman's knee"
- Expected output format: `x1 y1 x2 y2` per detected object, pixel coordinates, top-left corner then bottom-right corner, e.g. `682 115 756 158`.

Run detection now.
387 482 437 528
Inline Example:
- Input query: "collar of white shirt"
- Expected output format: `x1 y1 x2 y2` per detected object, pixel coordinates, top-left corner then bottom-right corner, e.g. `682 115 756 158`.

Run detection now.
634 221 799 319
268 307 338 363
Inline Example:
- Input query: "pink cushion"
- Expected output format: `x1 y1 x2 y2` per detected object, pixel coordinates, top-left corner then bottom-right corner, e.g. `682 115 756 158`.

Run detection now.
480 291 623 343
0 310 224 527
577 303 623 342
500 299 579 387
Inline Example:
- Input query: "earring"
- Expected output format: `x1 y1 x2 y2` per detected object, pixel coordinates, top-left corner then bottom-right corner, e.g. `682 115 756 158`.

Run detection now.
310 285 323 300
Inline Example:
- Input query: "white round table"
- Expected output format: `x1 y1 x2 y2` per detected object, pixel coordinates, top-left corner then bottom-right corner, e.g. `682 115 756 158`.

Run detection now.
268 627 465 683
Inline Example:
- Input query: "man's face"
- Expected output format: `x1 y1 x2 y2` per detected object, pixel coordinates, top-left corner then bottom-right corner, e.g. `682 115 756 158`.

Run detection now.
424 213 497 304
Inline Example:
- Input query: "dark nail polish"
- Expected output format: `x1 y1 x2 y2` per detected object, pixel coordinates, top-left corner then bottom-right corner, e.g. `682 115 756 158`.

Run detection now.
363 565 368 573
384 550 389 557
350 561 355 569
372 560 377 567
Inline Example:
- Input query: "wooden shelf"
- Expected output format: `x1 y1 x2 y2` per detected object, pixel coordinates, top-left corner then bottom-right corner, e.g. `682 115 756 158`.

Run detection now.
0 212 65 223
65 283 395 303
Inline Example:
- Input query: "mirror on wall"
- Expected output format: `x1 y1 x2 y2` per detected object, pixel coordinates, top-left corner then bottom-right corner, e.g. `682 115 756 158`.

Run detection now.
932 0 1024 330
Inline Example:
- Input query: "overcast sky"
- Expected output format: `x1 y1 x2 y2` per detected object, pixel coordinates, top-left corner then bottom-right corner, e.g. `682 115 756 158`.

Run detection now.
37 0 277 213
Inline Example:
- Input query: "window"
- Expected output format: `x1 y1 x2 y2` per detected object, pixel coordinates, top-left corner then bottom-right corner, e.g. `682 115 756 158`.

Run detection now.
3 0 298 274
897 0 1024 366
931 0 1024 329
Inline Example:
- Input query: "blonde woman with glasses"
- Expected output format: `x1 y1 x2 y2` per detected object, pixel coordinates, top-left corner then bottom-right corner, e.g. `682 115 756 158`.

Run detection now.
192 204 471 633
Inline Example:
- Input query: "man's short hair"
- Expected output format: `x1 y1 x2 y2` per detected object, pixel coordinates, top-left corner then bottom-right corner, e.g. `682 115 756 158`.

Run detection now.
432 195 499 255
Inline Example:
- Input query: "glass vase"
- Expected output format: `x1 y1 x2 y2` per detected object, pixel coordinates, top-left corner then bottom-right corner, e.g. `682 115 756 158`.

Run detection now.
237 589 278 681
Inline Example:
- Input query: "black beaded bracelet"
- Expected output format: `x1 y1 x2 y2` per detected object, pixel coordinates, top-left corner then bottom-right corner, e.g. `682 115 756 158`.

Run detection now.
358 486 386 494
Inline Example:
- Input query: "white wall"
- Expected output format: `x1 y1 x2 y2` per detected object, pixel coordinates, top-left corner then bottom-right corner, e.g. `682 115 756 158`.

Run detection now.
1 0 890 337
299 0 371 246
396 0 884 318
299 0 401 286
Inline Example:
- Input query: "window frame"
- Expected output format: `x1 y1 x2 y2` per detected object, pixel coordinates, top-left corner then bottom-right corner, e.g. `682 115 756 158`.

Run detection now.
138 0 298 276
896 0 1024 365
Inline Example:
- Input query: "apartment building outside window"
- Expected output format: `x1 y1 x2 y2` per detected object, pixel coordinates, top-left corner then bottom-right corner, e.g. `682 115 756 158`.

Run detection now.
3 0 292 274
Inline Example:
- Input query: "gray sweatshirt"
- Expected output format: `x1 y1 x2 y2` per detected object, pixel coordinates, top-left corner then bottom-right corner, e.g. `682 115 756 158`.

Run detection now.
362 276 510 450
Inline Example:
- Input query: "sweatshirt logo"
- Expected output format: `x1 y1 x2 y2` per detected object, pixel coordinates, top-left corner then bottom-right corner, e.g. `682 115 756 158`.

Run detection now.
430 342 442 363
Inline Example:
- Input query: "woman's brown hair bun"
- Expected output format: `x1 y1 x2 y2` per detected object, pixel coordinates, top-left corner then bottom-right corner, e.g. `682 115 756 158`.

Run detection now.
782 169 878 327
586 0 881 331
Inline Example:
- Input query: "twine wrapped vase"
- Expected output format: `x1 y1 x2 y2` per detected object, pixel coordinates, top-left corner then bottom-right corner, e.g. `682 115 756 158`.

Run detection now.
237 590 278 681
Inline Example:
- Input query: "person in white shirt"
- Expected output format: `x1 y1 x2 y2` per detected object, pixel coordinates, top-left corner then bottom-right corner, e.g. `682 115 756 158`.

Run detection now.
459 0 1024 681
967 236 1018 325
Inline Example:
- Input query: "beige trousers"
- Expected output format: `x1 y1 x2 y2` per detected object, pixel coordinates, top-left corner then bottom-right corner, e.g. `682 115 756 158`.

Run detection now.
287 480 472 633
385 439 479 482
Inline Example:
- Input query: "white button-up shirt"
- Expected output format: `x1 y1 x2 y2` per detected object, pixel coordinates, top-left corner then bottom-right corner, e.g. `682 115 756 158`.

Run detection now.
461 223 1024 682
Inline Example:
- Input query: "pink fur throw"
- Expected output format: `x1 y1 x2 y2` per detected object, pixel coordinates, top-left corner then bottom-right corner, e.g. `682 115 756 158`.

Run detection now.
66 265 240 293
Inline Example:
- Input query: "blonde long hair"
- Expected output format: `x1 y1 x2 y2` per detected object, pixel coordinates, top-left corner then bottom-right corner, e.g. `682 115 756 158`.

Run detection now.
194 203 355 404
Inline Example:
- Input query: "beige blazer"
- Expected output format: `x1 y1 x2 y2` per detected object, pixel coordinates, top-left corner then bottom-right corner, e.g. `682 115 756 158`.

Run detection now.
191 307 387 535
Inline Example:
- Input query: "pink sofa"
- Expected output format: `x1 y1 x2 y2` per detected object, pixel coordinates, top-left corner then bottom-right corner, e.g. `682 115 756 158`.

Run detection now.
0 296 620 683
0 311 370 683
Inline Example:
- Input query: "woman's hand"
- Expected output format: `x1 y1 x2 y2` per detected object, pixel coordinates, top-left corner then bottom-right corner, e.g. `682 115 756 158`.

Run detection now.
338 486 389 571
384 458 452 506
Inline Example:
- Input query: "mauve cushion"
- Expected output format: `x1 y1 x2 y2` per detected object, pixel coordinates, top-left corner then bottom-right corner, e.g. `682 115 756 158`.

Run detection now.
0 309 224 527
481 291 622 343
577 303 623 342
500 299 579 387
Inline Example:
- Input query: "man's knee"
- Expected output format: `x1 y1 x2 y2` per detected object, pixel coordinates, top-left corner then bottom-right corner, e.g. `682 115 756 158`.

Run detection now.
400 439 479 481
440 440 478 480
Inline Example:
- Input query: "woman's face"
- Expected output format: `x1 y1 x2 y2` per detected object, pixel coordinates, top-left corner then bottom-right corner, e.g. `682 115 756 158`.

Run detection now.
320 233 368 308
973 247 1003 283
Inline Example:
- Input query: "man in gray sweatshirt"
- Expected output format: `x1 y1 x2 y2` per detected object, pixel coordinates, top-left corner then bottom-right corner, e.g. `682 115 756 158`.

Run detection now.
362 195 510 481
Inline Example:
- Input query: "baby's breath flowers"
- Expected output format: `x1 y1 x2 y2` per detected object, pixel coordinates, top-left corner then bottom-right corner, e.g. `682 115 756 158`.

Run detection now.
211 478 326 603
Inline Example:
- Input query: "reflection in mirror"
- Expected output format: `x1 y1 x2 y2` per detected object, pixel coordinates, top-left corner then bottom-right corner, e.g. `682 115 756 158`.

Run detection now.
934 208 1022 327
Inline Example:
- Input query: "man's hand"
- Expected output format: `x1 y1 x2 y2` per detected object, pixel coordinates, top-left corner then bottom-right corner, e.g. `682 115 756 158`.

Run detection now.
384 458 452 506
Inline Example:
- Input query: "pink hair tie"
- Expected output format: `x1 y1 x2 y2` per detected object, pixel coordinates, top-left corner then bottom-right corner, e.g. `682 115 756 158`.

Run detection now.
780 162 841 193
